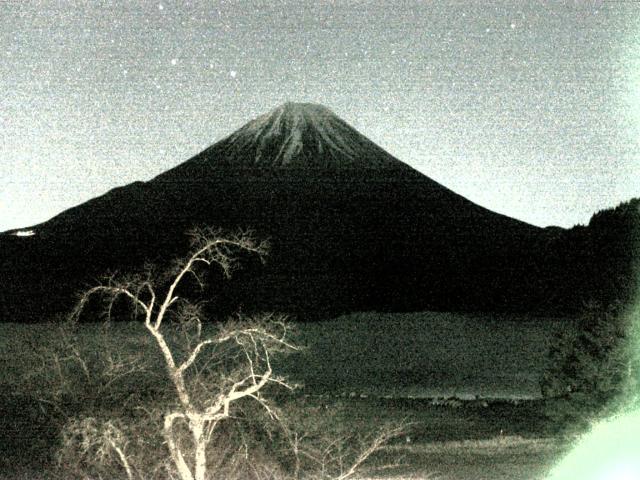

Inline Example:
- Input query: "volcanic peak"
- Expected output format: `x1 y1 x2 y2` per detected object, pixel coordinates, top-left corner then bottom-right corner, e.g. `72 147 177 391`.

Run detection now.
256 102 337 131
220 102 400 169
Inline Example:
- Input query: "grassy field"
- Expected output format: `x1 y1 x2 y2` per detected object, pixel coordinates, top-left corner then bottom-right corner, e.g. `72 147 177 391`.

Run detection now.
283 312 578 400
0 312 578 479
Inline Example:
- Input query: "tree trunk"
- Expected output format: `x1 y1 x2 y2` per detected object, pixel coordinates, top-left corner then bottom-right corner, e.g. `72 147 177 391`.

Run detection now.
164 414 195 480
192 417 208 480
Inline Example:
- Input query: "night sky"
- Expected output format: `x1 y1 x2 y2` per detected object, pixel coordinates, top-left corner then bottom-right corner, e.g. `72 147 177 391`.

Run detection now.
1 1 639 231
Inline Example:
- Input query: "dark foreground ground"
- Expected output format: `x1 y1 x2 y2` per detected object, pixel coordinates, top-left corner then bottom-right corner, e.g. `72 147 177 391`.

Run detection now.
0 315 577 479
307 396 571 480
0 393 572 479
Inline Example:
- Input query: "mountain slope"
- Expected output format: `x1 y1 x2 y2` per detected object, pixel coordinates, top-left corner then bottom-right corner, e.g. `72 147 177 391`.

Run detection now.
1 103 551 322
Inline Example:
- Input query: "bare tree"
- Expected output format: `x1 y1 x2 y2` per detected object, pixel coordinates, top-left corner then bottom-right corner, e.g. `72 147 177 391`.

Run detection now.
54 228 403 480
66 228 299 480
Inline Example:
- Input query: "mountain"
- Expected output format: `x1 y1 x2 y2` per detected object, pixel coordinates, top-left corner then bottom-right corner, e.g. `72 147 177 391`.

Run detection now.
1 103 571 322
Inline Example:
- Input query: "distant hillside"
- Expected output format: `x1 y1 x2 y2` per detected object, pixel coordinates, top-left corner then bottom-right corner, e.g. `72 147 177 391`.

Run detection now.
0 104 636 322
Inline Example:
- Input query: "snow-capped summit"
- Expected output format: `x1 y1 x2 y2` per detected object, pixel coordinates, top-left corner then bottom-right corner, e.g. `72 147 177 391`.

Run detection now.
169 102 405 171
244 102 340 138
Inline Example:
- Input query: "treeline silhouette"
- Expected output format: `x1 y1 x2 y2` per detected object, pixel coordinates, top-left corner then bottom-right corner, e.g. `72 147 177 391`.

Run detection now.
539 198 639 315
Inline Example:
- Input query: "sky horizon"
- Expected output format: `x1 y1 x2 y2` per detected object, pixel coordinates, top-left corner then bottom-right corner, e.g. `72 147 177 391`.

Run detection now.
2 1 639 232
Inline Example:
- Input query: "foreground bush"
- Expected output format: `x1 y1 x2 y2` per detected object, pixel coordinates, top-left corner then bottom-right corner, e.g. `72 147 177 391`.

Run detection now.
541 301 639 430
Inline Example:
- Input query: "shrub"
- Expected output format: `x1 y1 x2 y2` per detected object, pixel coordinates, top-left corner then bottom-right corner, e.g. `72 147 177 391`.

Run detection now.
541 301 638 430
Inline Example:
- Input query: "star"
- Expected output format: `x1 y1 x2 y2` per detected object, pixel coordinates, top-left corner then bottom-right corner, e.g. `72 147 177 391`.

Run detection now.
230 70 237 78
171 58 178 66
